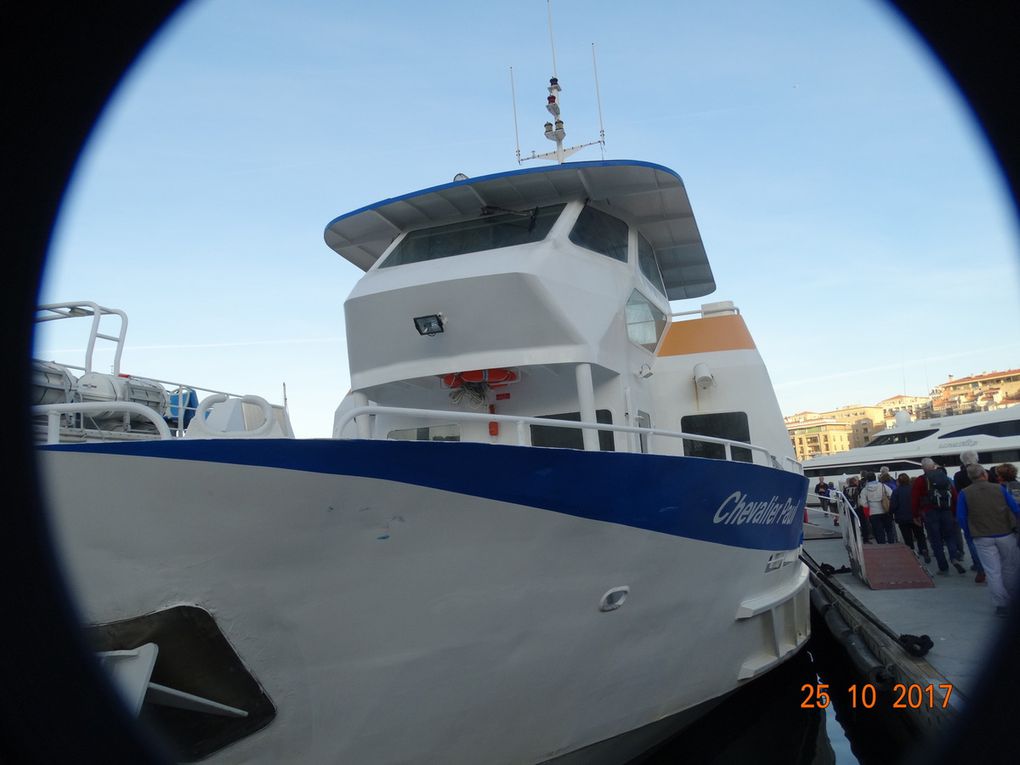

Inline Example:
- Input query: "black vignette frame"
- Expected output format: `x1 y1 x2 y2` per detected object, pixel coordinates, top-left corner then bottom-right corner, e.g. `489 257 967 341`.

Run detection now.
1 1 1017 763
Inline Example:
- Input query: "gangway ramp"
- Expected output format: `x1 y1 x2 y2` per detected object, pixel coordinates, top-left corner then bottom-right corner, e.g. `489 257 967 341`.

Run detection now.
860 543 934 590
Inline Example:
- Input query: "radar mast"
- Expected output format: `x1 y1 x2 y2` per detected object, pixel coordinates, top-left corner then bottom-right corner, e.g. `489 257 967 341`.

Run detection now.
510 1 606 165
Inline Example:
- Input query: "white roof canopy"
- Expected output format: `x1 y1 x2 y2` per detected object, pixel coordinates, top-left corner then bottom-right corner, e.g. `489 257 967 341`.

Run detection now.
324 160 715 300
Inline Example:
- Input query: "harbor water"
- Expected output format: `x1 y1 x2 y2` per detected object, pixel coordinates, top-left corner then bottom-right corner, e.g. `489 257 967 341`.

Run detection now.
645 610 923 764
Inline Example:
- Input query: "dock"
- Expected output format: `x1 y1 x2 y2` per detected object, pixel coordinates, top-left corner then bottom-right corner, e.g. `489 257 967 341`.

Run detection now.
801 507 1007 737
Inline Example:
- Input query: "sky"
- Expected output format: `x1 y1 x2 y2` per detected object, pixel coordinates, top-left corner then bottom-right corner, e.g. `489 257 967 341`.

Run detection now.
36 0 1020 438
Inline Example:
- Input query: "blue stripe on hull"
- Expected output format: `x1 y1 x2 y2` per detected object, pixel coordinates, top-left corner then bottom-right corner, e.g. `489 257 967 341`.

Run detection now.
41 439 808 551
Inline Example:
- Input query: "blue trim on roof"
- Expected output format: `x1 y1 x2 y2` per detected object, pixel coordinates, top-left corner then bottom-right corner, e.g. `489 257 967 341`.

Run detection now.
324 159 682 233
42 438 806 551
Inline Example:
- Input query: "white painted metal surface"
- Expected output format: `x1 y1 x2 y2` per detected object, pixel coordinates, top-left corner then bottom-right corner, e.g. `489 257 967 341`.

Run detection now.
42 450 808 764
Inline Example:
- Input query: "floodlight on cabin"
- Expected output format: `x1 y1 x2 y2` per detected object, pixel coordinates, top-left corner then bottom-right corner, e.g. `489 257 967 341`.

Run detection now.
413 314 445 336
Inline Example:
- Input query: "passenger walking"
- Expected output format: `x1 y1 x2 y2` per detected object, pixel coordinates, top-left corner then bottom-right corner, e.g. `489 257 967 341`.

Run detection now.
860 471 895 544
842 476 863 533
957 464 1020 617
891 473 929 562
953 451 988 583
952 451 979 490
912 458 965 575
814 477 834 523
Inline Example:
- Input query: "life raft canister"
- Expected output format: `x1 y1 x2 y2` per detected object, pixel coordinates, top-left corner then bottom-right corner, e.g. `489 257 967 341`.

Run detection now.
441 368 518 388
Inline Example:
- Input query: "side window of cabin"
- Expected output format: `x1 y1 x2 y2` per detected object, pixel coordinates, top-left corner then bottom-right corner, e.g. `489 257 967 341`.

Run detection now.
637 235 667 296
530 410 614 451
388 424 460 442
938 419 1020 439
381 204 565 267
625 291 667 351
681 412 752 463
568 206 628 262
636 410 651 454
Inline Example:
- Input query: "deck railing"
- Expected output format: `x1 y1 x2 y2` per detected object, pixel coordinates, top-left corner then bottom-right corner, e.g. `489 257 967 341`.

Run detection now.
336 404 803 474
826 489 868 583
33 394 280 443
34 401 173 443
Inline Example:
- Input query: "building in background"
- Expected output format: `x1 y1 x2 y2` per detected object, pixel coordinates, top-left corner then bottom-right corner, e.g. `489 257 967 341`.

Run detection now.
785 404 886 459
929 368 1020 416
785 368 1019 459
877 394 931 422
786 416 853 462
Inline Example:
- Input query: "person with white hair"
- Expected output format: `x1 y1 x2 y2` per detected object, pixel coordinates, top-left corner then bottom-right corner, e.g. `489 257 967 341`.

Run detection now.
912 458 965 575
879 466 896 493
954 450 987 492
957 463 1020 617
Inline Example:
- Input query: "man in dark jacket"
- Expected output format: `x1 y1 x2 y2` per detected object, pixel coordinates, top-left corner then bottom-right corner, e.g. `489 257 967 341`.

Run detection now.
957 464 1020 616
814 477 834 523
912 458 964 575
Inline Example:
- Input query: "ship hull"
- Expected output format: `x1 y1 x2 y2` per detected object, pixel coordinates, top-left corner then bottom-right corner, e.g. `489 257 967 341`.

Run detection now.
39 439 809 763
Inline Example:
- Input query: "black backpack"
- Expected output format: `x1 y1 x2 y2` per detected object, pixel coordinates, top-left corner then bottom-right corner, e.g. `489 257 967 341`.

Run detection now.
926 472 953 510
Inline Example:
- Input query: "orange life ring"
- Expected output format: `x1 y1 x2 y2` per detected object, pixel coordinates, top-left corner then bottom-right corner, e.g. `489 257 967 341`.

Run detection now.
441 368 518 388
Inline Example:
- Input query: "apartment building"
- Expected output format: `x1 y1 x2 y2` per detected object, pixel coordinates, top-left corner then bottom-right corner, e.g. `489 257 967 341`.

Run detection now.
929 368 1020 416
786 416 853 462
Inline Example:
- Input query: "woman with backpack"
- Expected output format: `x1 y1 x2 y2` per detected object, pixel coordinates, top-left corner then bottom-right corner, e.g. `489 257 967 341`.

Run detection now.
891 472 930 561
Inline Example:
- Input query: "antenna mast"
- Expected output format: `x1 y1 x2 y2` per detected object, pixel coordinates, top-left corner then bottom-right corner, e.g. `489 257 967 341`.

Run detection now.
510 67 522 164
547 0 558 79
592 42 606 160
512 0 606 165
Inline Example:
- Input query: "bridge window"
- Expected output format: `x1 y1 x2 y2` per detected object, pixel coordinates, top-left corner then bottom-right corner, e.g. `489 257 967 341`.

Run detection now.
625 291 667 351
866 429 938 446
569 205 628 262
637 235 666 296
381 204 565 268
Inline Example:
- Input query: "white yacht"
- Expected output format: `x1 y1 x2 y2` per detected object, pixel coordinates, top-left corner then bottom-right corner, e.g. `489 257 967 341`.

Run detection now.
35 79 810 763
802 405 1020 484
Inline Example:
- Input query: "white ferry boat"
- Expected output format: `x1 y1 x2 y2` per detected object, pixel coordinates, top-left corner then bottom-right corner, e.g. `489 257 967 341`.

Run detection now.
35 81 810 764
802 405 1020 484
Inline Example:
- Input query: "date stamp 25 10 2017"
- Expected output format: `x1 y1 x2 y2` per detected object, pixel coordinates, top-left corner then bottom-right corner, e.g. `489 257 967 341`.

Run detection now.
801 682 954 710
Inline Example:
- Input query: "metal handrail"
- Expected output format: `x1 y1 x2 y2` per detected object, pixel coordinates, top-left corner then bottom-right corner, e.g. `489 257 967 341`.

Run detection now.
335 404 801 473
34 402 173 443
671 304 740 319
36 300 128 375
829 489 867 583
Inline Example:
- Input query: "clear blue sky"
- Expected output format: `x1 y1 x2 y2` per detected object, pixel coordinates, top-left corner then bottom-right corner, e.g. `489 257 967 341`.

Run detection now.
36 0 1020 437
